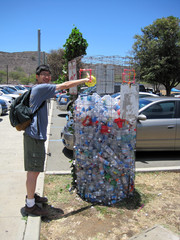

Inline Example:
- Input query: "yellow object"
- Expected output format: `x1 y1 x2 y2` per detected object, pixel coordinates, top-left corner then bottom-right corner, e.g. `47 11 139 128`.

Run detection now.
85 75 96 87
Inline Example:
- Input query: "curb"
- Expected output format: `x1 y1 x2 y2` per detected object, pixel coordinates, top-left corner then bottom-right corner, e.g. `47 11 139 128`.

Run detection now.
136 166 180 172
45 166 180 175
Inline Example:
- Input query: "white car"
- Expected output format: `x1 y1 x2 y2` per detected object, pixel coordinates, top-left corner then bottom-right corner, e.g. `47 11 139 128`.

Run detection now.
0 95 12 110
0 89 19 100
0 104 2 116
0 91 13 101
2 85 24 95
14 85 28 93
0 98 11 110
111 91 159 100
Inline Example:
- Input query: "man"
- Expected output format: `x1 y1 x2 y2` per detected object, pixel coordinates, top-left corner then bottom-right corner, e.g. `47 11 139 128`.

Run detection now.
24 64 89 216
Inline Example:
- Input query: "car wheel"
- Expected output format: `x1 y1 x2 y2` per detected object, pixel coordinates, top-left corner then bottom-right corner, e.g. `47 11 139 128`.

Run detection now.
67 102 73 111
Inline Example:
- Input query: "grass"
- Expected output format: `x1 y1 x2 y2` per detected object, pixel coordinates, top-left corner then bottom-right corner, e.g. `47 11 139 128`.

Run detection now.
41 172 180 240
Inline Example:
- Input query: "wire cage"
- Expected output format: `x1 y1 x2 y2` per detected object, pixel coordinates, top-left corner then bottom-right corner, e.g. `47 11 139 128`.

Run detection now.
71 56 138 205
72 55 136 94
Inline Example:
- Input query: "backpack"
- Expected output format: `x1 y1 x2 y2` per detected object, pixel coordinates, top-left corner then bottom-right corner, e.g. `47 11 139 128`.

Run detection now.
9 90 45 131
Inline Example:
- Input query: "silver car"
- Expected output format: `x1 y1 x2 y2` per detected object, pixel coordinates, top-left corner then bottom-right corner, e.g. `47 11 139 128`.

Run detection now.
61 97 180 151
137 97 180 151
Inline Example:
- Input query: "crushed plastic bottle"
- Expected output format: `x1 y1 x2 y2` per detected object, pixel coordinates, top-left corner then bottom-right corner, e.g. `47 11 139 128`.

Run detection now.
73 92 137 205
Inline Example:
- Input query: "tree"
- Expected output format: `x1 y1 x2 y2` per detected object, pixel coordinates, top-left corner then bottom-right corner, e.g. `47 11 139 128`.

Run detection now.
133 16 180 95
63 26 88 61
20 74 36 85
9 71 26 83
47 48 65 81
62 26 88 82
0 70 7 83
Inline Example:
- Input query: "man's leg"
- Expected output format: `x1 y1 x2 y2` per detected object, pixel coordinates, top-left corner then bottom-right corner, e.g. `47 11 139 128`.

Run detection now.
25 171 48 216
24 134 48 216
26 171 40 199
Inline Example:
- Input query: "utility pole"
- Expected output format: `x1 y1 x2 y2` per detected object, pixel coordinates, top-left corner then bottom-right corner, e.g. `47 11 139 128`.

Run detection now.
43 51 46 64
38 29 41 66
6 65 8 84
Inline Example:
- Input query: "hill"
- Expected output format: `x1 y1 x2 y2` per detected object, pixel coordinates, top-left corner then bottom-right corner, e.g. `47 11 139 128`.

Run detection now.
0 51 46 75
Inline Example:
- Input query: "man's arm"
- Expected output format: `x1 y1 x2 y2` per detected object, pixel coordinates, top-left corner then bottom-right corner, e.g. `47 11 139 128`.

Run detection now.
56 78 89 91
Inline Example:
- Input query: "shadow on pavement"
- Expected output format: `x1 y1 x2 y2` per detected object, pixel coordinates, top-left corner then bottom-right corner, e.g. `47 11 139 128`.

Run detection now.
136 151 180 162
58 113 68 118
62 147 73 159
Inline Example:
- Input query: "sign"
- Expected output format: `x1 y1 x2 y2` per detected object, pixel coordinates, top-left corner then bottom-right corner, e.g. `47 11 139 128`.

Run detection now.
120 83 139 124
68 60 77 95
95 65 114 94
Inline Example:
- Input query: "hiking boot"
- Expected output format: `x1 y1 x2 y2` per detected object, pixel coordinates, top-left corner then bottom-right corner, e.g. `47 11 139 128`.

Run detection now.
25 204 48 216
34 193 48 203
26 193 48 204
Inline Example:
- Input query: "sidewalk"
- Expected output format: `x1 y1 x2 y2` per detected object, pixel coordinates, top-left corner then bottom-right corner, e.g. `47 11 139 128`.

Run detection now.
0 101 52 240
0 100 179 240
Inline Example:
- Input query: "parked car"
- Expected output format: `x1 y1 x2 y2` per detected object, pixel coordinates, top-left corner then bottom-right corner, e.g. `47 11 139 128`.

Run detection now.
111 91 159 100
0 99 8 115
3 85 24 95
14 85 28 93
56 94 71 111
0 104 2 116
139 84 146 92
0 91 13 102
54 90 67 100
57 86 97 111
171 93 180 98
0 89 19 100
23 85 33 90
61 97 180 151
0 95 12 110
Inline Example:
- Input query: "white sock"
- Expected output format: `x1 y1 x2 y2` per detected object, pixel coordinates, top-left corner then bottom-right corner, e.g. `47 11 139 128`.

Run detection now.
26 198 35 208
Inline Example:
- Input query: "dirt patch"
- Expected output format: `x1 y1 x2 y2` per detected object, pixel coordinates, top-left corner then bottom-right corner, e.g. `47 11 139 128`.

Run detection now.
40 172 180 240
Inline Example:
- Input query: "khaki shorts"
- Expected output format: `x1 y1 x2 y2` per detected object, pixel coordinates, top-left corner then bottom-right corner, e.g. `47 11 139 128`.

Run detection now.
23 133 46 172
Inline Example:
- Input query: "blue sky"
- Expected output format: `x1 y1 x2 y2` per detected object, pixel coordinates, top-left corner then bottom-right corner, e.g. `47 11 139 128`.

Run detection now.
1 0 180 57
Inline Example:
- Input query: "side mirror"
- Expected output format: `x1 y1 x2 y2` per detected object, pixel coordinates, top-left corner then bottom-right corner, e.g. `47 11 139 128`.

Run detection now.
138 114 147 121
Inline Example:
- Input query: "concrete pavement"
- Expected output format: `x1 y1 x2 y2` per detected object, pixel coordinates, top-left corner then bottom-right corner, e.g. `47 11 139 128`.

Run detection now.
0 99 179 240
0 101 51 240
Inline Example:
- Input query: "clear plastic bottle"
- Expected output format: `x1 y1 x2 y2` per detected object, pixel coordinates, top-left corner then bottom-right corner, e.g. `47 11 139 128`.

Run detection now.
74 92 136 205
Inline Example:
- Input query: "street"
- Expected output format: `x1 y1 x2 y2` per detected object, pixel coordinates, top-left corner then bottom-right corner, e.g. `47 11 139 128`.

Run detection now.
45 100 180 173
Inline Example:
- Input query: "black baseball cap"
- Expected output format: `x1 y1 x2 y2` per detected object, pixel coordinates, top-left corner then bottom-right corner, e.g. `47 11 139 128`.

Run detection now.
36 64 51 75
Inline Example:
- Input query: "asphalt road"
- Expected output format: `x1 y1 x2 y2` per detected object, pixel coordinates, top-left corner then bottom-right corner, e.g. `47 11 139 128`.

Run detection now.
45 100 180 173
45 101 73 173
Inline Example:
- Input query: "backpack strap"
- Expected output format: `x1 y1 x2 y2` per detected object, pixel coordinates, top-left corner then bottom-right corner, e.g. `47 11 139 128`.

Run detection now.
33 100 46 115
29 90 46 136
34 101 46 136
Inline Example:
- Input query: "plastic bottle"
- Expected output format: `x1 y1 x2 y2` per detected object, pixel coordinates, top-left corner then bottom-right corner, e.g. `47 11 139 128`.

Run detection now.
74 93 136 205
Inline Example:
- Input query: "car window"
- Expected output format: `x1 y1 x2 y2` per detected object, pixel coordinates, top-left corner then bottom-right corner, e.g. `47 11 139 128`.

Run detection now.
4 87 15 93
82 86 96 94
139 84 146 92
1 89 9 94
139 99 152 109
141 101 175 119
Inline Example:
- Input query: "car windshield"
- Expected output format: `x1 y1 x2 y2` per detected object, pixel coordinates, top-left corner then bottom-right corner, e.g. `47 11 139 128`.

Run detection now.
111 92 120 98
139 98 152 109
0 89 9 94
7 87 17 92
15 86 22 90
81 86 96 94
4 87 15 93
